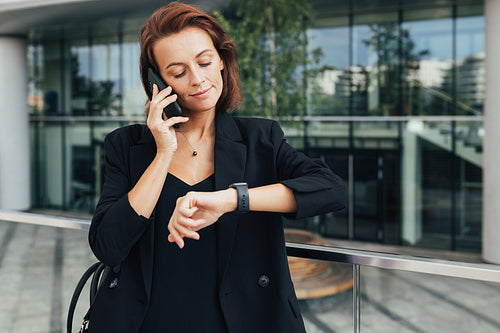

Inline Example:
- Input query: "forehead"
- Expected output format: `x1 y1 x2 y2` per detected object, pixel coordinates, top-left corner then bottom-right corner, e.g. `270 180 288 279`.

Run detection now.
153 27 217 65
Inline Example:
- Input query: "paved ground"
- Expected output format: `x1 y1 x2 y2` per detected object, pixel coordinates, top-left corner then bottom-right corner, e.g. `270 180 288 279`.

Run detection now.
1 220 499 333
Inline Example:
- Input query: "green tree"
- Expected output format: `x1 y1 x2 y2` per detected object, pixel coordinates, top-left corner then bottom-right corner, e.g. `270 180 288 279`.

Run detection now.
70 54 119 115
363 23 429 115
215 0 320 119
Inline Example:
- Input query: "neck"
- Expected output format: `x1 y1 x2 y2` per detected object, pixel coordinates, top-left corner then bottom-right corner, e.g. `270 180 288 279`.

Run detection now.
178 109 216 140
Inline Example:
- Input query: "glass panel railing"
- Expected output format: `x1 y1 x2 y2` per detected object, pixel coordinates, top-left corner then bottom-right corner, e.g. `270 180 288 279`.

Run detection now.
360 266 500 333
1 211 499 333
300 265 500 333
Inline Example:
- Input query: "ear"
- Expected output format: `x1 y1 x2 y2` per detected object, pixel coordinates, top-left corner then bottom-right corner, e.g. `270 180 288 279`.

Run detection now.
219 58 224 71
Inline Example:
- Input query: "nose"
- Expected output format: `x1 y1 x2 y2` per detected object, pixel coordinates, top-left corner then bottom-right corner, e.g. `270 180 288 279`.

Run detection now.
191 67 205 86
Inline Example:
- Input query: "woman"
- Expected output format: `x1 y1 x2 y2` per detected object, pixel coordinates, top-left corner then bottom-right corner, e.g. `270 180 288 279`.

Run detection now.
88 2 346 332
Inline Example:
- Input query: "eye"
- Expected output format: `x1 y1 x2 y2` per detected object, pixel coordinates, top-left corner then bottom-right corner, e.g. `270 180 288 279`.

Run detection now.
174 71 186 79
200 61 212 67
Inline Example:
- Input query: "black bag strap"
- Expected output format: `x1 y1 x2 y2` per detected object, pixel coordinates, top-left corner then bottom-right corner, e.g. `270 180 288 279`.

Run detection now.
90 263 107 304
67 262 106 333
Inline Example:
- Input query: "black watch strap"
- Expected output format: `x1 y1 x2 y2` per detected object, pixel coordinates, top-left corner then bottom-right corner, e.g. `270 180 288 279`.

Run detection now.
229 182 249 213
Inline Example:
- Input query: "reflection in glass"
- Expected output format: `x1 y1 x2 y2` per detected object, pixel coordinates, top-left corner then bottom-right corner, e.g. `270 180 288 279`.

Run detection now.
353 12 399 116
70 39 91 115
27 44 44 114
122 39 144 116
91 37 121 116
308 25 350 116
33 37 65 115
456 6 484 115
403 10 453 115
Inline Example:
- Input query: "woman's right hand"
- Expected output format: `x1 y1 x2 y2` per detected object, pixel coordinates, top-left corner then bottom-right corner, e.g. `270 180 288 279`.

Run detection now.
147 84 189 154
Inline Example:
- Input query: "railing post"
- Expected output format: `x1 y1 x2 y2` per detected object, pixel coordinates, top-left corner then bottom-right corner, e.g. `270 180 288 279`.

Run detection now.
353 264 361 333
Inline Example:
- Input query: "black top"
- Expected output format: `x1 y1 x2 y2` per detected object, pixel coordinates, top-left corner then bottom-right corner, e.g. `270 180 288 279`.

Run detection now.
139 173 227 332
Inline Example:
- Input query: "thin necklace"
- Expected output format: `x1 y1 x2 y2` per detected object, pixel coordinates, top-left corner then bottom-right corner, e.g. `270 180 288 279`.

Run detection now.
179 129 213 156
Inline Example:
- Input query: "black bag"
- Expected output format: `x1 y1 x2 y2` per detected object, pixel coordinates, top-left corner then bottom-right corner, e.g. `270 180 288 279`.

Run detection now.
67 262 107 333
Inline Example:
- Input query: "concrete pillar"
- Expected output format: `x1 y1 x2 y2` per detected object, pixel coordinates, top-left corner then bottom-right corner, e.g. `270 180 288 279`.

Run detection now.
0 37 30 210
483 0 500 264
402 122 422 245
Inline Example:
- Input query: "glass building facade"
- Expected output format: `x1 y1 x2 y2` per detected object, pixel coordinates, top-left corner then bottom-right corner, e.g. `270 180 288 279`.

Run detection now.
27 1 484 252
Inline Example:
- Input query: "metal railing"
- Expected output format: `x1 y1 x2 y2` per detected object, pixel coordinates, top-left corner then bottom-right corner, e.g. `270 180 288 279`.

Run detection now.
1 209 500 333
0 210 91 231
29 114 483 123
285 242 500 333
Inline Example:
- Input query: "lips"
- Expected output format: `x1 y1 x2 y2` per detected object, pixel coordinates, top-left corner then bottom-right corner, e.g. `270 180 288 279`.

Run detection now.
191 87 211 98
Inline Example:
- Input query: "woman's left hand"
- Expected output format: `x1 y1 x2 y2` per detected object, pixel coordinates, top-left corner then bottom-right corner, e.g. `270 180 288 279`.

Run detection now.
167 189 237 248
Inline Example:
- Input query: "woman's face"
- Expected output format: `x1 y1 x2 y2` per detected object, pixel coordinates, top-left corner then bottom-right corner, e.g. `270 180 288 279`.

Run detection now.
153 27 224 115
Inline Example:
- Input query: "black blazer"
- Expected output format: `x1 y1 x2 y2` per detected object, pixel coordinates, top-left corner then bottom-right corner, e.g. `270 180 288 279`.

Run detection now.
88 113 346 333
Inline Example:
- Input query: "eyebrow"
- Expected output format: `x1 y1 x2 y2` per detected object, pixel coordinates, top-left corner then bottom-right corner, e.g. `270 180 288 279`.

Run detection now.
165 49 214 70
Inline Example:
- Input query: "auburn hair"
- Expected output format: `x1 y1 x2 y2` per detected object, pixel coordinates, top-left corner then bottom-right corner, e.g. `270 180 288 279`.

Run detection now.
139 2 241 113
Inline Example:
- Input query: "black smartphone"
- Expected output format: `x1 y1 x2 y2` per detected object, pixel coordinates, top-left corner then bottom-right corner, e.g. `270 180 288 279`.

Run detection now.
147 67 183 119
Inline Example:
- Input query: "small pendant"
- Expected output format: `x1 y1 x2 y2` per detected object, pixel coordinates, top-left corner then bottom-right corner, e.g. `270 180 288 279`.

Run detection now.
192 151 198 156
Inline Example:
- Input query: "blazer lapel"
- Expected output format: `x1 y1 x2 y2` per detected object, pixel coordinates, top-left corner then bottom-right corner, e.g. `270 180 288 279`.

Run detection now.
214 113 247 282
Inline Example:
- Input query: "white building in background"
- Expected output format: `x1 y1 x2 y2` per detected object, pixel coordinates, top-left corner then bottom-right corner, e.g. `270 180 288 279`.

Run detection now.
417 59 450 88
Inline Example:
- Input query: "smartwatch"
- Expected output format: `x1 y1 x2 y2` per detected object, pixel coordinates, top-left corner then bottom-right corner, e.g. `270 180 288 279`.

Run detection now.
229 182 249 213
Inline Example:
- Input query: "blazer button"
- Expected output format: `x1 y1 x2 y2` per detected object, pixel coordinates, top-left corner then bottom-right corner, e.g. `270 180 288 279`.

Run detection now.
258 275 270 288
109 277 119 289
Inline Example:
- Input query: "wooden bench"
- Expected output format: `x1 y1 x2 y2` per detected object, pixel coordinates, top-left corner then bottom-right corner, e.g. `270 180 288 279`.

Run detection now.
285 229 353 299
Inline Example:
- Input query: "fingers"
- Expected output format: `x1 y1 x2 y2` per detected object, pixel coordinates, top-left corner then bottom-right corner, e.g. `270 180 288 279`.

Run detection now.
167 197 201 248
163 115 189 128
169 221 200 241
148 84 186 126
149 84 170 120
167 192 224 248
167 217 201 248
146 84 188 153
167 225 185 248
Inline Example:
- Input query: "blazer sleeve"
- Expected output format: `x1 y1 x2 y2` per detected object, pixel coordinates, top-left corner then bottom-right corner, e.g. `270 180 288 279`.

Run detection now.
270 121 347 219
89 129 151 267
